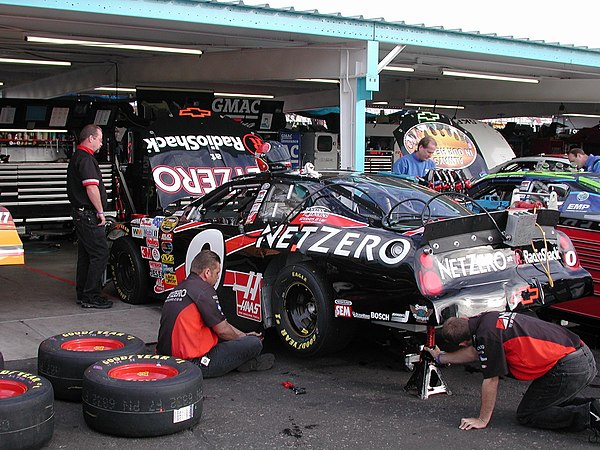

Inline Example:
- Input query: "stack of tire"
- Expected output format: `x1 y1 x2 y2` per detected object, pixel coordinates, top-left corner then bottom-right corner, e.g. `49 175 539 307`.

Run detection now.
0 351 54 449
37 330 204 437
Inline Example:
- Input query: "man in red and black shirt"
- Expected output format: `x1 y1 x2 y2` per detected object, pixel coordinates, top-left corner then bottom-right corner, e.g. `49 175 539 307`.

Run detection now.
157 250 274 378
427 312 598 434
66 124 112 309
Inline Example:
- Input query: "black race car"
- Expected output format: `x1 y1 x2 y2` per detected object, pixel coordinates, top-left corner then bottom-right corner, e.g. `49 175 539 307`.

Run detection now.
108 170 592 356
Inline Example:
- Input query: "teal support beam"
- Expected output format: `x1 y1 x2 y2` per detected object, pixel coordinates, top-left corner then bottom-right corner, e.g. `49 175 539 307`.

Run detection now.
3 1 600 67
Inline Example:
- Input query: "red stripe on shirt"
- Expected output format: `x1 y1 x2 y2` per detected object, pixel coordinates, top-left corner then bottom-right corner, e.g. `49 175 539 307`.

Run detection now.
504 336 578 380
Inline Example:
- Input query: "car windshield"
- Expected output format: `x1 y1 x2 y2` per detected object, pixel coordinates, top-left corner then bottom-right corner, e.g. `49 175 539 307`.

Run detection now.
302 174 471 229
578 174 600 195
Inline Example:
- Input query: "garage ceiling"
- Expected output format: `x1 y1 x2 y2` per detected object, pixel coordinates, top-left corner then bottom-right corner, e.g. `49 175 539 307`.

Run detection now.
2 1 600 120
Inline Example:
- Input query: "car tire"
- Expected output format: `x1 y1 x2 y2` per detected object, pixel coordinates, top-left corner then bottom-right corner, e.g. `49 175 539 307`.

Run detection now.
272 262 355 356
110 236 149 305
82 355 203 437
0 370 54 450
0 351 3 370
38 331 147 401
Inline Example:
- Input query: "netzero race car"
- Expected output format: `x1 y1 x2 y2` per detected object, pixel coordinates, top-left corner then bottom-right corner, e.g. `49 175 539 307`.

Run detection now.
108 169 592 355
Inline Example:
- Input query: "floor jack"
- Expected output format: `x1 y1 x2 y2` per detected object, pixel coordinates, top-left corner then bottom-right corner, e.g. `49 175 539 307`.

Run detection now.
404 325 451 399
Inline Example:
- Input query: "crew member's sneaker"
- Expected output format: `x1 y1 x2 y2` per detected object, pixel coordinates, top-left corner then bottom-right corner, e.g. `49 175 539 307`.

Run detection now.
81 296 113 309
237 353 275 372
589 399 600 441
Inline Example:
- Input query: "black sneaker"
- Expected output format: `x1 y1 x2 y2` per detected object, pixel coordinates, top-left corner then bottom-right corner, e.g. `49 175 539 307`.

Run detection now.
81 296 113 309
237 353 275 373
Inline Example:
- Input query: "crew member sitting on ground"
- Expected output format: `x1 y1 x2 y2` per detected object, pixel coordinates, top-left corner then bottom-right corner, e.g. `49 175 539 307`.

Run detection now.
393 136 437 177
426 311 600 436
157 249 274 377
568 147 600 173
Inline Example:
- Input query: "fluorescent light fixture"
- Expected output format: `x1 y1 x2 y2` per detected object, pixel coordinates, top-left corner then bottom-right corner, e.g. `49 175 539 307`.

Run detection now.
295 78 339 84
405 102 465 110
371 101 389 105
0 57 71 66
0 82 3 86
214 92 274 99
95 87 137 93
442 69 539 84
563 113 600 118
0 129 68 133
26 35 202 55
381 66 415 73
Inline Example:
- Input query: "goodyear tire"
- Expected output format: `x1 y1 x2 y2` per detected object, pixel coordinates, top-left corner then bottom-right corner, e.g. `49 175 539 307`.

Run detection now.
110 237 149 305
272 262 355 356
38 331 146 402
82 355 203 437
0 370 54 450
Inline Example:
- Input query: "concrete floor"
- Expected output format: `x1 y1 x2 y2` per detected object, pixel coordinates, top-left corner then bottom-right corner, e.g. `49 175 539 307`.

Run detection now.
0 240 161 361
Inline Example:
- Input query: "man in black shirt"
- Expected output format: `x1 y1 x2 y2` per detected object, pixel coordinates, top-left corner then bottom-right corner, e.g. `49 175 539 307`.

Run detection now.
426 312 599 435
66 124 112 309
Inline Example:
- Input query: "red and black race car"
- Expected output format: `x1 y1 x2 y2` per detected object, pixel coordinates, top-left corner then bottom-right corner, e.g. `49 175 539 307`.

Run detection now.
108 169 592 356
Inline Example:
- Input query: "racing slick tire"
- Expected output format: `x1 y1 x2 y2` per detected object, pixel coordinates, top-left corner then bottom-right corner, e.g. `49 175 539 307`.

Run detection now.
82 355 203 437
0 370 54 450
37 331 147 401
272 262 355 356
0 351 3 369
110 236 149 305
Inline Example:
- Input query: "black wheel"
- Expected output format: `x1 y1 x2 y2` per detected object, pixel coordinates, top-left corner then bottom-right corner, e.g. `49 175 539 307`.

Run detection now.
110 236 149 305
38 331 146 401
0 370 54 450
272 262 355 356
82 355 203 437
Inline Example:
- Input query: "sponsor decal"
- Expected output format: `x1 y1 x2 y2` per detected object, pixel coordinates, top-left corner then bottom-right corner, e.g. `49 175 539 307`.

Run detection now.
164 273 178 285
520 248 560 265
352 312 370 320
143 227 159 238
334 299 353 306
149 261 162 271
154 278 165 294
371 312 390 321
150 269 162 278
256 224 411 266
114 223 130 234
161 232 173 241
403 121 476 169
334 303 352 318
223 270 263 322
496 312 516 329
140 217 154 227
391 311 410 323
146 237 159 248
437 250 512 280
566 203 590 211
179 107 211 118
577 192 589 201
161 253 175 264
152 216 166 228
162 264 174 274
290 207 368 228
144 133 245 153
160 217 179 232
213 98 261 115
410 305 433 323
161 242 173 254
152 248 160 261
508 285 540 310
140 247 152 260
132 227 143 238
245 184 270 225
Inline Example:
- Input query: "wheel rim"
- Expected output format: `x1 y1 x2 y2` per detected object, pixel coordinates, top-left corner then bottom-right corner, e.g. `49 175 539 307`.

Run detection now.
283 282 317 336
108 363 179 381
0 380 27 398
116 252 136 295
61 338 125 352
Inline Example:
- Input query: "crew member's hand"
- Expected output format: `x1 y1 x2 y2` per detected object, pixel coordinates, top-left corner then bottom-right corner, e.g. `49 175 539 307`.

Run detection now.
459 417 487 430
424 345 441 360
246 331 263 340
97 215 106 226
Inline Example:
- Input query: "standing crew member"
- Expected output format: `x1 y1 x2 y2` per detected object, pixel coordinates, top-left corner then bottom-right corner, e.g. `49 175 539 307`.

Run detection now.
157 250 274 378
568 147 600 173
66 124 112 309
426 312 599 434
393 136 437 177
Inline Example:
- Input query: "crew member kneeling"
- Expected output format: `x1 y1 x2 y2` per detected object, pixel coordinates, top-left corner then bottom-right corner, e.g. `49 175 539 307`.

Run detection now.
157 250 274 377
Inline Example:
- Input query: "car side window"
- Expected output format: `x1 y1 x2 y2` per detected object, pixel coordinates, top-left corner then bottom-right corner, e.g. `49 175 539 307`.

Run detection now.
188 186 259 225
258 183 307 223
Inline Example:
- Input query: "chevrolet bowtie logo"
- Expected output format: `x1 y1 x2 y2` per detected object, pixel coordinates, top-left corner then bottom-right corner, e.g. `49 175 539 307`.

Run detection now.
179 107 212 118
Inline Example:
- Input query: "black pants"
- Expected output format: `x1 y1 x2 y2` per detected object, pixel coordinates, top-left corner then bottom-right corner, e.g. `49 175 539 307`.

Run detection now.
190 336 262 378
517 344 597 431
72 208 108 302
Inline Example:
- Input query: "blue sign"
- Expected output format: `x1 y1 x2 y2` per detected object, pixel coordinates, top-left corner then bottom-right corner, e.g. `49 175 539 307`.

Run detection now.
279 132 301 168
